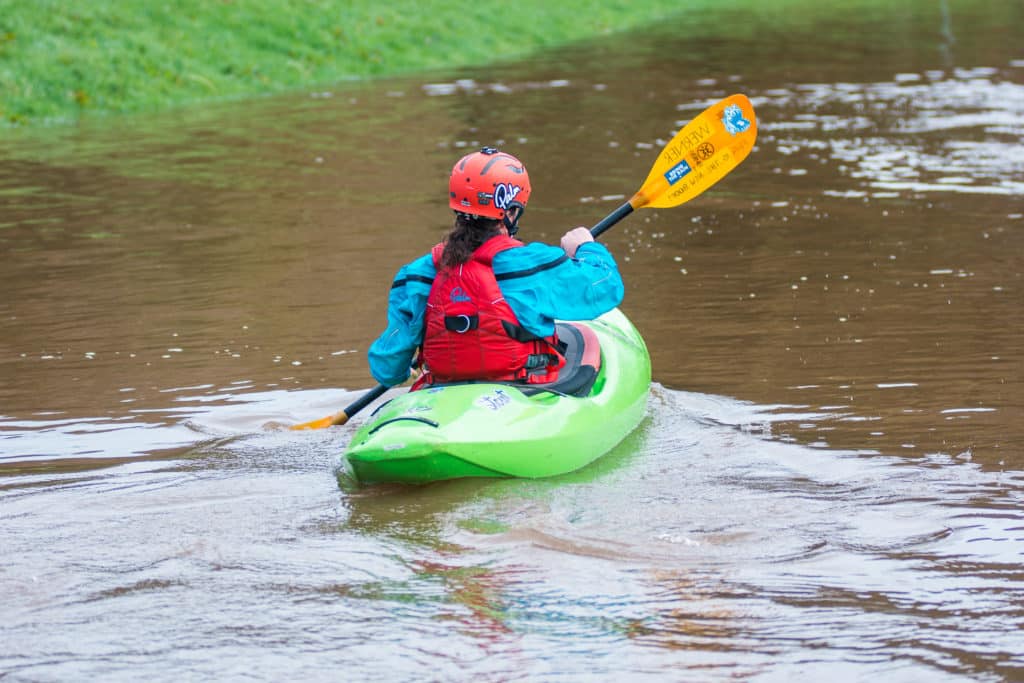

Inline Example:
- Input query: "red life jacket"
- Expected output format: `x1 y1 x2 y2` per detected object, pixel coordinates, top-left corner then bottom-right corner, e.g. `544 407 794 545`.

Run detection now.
419 235 564 385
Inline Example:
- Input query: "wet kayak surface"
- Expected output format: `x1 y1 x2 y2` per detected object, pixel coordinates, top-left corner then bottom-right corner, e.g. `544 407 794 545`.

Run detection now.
2 1 1022 680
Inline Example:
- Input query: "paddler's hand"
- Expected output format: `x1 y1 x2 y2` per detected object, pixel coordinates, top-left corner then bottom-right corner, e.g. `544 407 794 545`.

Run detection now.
560 226 594 258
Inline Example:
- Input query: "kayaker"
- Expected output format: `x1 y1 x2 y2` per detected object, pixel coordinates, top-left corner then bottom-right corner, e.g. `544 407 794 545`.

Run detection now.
367 147 624 388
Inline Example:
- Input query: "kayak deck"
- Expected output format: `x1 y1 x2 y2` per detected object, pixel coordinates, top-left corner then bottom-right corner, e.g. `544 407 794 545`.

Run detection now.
342 308 650 485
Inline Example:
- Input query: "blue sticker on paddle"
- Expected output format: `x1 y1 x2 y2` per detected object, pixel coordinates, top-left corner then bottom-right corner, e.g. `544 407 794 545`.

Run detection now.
722 104 751 136
664 160 692 185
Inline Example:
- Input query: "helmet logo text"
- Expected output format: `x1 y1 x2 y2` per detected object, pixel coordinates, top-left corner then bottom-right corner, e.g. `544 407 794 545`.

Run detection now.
492 183 523 210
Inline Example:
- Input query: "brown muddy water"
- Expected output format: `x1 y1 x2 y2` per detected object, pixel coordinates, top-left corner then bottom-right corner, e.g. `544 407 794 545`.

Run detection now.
2 3 1023 681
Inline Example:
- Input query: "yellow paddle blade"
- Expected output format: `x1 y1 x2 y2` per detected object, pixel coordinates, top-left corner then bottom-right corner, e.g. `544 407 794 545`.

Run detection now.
631 93 757 211
290 411 349 431
290 416 334 431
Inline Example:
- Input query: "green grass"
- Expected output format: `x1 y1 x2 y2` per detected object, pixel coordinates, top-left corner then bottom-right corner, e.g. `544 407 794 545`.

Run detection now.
0 0 686 125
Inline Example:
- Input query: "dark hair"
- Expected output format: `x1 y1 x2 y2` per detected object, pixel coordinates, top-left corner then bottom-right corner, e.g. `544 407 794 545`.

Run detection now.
440 213 503 267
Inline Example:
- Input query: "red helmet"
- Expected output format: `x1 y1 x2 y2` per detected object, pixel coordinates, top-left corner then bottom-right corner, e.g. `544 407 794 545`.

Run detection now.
449 147 531 221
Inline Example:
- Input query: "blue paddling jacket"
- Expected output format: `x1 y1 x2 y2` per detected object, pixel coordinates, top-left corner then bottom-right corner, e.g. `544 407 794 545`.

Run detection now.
368 239 624 386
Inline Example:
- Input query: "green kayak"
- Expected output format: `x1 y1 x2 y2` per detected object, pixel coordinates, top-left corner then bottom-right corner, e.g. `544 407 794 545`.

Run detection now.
342 308 651 485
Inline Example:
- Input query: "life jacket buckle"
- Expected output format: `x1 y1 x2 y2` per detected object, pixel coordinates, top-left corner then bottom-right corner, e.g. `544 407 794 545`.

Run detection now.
444 314 479 334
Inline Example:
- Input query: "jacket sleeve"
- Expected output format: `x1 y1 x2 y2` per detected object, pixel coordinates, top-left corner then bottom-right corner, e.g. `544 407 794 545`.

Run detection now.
492 241 624 337
367 254 436 386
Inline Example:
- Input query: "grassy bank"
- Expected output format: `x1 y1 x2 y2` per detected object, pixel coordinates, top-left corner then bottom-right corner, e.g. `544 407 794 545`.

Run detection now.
0 0 686 126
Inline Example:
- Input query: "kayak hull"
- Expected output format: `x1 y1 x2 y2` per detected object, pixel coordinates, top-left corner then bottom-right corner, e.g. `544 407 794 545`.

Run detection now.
343 308 650 485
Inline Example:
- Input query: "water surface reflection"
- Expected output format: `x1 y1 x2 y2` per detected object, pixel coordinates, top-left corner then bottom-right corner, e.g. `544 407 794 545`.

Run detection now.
2 2 1023 680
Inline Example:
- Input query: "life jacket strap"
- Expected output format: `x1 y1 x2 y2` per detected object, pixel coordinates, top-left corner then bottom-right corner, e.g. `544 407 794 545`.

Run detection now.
499 320 565 380
444 314 479 333
524 353 559 370
500 320 567 354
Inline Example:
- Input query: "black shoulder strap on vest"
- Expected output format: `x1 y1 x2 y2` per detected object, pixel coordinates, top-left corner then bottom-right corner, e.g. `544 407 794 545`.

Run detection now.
500 321 568 355
500 320 542 343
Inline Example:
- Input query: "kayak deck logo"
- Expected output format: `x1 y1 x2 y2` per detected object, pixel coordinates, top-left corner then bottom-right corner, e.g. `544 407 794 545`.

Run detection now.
477 388 511 411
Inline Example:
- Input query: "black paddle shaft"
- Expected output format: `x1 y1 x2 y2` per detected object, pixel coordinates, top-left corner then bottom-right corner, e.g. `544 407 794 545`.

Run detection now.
336 383 389 423
590 201 635 239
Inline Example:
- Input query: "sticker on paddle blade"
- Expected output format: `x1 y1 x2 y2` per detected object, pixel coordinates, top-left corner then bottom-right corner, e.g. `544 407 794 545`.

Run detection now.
634 93 757 210
722 103 752 135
